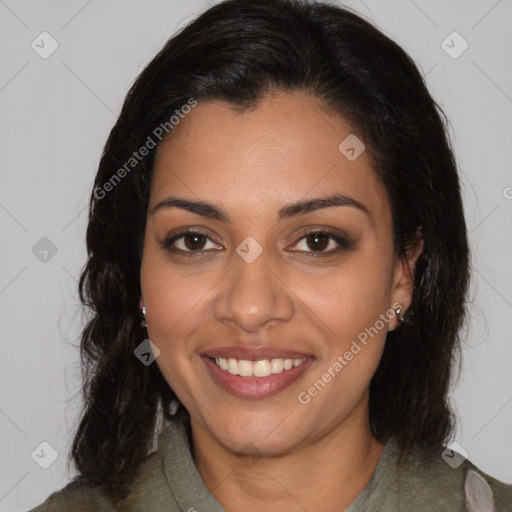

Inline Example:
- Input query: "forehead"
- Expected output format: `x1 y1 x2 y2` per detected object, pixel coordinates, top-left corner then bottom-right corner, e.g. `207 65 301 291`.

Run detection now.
149 92 390 226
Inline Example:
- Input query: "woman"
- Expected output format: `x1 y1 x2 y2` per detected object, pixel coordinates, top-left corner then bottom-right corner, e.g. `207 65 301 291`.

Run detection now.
30 0 512 510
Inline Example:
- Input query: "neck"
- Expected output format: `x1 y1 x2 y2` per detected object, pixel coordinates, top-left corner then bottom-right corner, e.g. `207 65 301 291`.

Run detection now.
191 408 385 512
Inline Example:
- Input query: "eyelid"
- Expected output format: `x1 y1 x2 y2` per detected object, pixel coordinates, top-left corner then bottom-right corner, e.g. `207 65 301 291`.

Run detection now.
287 229 351 255
159 228 223 255
159 227 351 256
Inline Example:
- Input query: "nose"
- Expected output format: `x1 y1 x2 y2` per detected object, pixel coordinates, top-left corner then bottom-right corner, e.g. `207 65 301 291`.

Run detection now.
213 250 295 334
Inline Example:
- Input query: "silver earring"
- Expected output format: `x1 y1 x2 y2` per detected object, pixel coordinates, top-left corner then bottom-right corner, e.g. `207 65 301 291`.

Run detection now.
140 305 147 328
395 304 405 324
169 398 179 416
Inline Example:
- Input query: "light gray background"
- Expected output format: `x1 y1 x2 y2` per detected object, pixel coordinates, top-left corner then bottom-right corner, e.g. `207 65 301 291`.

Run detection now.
1 1 511 510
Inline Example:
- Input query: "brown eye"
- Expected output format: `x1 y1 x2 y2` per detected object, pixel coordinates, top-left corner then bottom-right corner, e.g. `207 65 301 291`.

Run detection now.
289 230 350 256
183 232 207 250
305 232 330 251
160 230 223 255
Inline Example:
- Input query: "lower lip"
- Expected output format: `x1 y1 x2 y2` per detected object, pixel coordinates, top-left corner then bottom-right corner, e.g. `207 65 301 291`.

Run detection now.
202 356 314 399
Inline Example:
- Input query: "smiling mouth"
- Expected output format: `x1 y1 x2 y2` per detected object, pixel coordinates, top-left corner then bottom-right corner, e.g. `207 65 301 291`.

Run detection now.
209 357 308 378
202 352 314 399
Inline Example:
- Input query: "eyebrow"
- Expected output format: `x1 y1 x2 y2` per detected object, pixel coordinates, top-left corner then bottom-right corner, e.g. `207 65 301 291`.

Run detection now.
150 193 370 222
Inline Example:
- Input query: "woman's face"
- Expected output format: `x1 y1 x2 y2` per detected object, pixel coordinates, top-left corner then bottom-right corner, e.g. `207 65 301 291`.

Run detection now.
140 92 414 455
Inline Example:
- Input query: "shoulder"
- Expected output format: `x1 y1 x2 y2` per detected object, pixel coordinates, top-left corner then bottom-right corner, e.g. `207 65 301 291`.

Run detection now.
394 440 512 511
463 464 512 512
27 479 115 512
28 448 182 512
350 436 512 512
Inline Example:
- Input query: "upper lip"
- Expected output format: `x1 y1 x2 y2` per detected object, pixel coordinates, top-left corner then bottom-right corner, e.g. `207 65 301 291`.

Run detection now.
201 345 313 361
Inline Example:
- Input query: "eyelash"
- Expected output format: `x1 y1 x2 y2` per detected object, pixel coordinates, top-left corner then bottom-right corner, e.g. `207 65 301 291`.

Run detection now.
159 229 351 258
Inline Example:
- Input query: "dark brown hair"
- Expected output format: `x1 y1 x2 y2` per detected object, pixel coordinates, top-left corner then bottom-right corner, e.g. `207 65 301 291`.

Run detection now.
70 0 469 502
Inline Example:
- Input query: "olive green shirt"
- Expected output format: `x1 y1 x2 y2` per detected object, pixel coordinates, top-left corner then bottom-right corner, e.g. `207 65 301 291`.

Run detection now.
29 419 512 511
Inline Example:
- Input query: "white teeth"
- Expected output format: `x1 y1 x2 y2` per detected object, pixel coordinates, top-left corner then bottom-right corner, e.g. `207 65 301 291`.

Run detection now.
228 358 239 375
213 357 306 377
238 360 253 377
271 358 284 373
254 360 271 377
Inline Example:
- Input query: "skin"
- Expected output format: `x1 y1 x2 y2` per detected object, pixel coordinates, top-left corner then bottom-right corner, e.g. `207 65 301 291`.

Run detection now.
140 91 423 511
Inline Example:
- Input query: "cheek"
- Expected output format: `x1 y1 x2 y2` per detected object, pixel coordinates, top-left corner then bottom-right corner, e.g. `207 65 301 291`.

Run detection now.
293 251 393 339
141 248 194 339
142 271 211 341
140 261 209 398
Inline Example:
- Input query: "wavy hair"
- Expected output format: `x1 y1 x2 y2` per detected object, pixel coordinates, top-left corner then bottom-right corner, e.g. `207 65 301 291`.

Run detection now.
70 0 470 503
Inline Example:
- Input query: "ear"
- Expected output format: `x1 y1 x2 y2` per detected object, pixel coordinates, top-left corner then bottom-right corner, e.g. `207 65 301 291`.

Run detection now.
389 230 424 330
